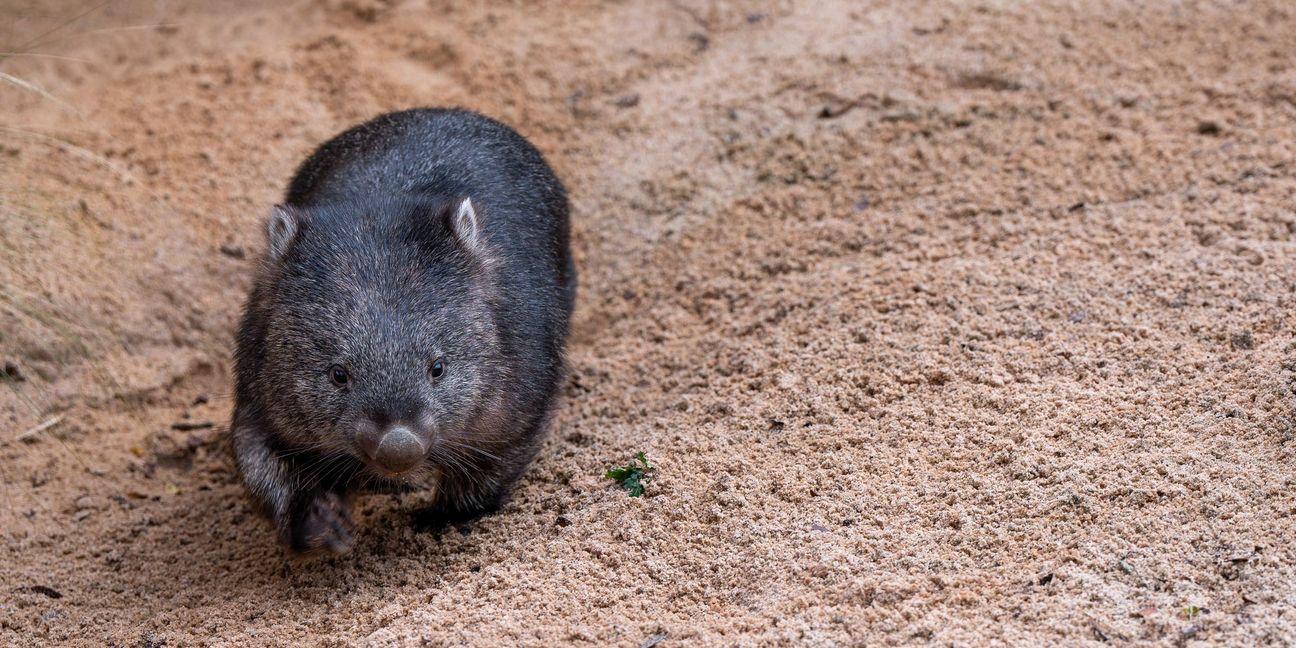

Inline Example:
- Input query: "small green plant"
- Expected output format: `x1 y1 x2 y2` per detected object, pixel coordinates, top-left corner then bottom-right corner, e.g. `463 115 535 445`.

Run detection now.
1181 606 1201 619
605 451 654 497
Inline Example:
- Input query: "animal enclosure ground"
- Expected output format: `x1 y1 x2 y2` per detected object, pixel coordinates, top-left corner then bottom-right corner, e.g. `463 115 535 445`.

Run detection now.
1 0 1295 646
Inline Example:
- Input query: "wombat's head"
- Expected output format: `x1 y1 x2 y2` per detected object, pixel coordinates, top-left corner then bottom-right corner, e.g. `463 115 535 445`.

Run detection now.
255 196 503 480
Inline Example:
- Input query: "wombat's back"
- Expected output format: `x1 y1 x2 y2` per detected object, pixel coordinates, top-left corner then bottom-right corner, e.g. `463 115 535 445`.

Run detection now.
292 108 575 333
286 109 572 293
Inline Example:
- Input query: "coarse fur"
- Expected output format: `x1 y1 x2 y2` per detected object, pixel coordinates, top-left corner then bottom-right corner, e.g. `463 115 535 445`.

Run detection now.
230 108 575 553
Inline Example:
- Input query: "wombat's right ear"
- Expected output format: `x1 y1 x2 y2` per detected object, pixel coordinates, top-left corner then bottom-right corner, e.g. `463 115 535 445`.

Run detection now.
449 197 481 251
266 204 306 262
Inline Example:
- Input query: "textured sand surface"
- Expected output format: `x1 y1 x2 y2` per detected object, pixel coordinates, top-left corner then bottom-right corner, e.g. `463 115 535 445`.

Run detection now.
2 1 1295 646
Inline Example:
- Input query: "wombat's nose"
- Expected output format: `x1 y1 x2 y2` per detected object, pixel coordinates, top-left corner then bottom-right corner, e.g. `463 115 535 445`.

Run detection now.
358 426 426 474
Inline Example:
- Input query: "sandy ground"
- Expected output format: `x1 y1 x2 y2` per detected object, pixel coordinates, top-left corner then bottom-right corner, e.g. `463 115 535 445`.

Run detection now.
1 0 1295 645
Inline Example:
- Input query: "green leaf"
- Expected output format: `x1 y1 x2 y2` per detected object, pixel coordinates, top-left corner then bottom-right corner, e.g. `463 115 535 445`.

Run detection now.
605 452 655 497
605 467 633 480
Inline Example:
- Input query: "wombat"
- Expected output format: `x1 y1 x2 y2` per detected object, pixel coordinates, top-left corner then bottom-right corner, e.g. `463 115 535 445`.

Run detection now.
230 108 575 553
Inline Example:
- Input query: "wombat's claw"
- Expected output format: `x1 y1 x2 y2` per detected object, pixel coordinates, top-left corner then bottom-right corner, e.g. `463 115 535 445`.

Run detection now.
297 491 355 555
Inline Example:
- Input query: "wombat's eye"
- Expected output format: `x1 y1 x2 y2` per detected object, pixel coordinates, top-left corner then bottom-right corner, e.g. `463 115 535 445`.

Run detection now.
329 365 351 388
429 358 445 380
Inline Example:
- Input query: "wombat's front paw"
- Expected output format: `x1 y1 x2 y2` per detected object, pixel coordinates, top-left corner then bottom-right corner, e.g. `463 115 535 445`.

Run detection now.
290 491 355 555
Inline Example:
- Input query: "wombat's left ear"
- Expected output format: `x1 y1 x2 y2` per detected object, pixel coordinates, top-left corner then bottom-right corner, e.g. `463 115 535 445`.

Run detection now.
267 204 307 262
450 197 482 252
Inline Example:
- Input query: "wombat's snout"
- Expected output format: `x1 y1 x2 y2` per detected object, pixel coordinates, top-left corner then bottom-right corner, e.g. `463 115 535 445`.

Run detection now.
356 424 428 475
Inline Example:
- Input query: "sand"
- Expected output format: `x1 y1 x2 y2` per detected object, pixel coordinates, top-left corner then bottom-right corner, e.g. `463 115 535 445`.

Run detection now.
2 0 1295 645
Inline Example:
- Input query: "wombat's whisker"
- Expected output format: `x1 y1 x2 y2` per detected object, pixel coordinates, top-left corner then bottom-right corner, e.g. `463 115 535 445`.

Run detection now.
441 439 502 463
429 447 484 493
322 457 356 490
296 454 344 492
321 460 355 491
275 443 331 459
